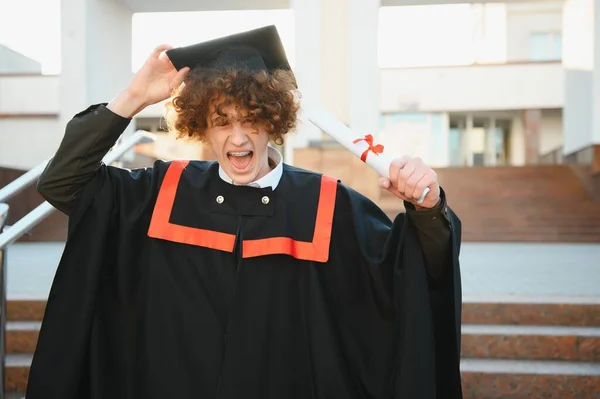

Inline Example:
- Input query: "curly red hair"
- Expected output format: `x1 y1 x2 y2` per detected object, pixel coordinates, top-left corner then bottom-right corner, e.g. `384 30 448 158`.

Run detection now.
165 66 299 145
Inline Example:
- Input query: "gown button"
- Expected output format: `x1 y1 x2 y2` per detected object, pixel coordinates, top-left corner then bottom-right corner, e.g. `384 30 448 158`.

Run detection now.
216 195 224 204
261 196 270 204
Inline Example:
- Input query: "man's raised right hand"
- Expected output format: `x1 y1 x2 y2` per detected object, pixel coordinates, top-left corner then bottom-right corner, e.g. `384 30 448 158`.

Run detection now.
108 45 190 118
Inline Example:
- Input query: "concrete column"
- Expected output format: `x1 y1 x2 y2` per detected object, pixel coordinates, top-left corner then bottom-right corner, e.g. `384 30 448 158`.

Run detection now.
453 119 466 166
562 0 594 156
471 4 485 64
510 114 526 166
288 0 323 163
562 0 600 170
434 112 450 167
464 114 474 166
486 118 497 166
320 0 349 126
593 0 600 147
523 109 541 165
60 0 133 136
291 0 380 162
347 0 380 138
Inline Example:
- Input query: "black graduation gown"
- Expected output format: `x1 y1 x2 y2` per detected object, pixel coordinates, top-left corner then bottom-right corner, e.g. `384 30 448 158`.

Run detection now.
26 159 463 399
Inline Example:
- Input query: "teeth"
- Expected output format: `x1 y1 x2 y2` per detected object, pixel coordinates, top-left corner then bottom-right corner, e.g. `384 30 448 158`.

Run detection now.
228 151 251 157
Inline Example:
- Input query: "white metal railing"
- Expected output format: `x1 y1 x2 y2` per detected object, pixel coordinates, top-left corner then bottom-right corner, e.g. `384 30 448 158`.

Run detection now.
0 205 7 236
0 160 51 204
0 130 155 249
0 204 6 397
0 203 7 396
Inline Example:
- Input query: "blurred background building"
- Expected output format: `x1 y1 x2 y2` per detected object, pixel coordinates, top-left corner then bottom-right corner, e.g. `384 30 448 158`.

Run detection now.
1 0 599 398
2 0 596 171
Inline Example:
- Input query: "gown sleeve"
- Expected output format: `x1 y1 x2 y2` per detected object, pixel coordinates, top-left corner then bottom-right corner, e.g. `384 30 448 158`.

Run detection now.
37 103 133 215
28 105 161 399
336 183 463 398
404 189 454 282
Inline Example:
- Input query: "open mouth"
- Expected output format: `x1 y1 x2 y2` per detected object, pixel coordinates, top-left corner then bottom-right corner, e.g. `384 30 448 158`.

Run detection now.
227 150 254 171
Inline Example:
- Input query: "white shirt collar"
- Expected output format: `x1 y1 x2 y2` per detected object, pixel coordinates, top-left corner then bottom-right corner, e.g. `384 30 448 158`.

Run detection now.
218 146 283 190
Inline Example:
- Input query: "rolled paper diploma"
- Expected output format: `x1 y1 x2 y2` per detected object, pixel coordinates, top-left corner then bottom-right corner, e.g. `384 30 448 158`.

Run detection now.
308 107 429 204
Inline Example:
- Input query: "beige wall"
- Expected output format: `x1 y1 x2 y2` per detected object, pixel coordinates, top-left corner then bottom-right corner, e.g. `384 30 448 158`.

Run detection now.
0 118 62 170
0 76 59 115
562 0 595 154
540 109 563 154
509 114 526 166
321 0 349 125
506 2 563 62
508 109 563 165
380 62 563 113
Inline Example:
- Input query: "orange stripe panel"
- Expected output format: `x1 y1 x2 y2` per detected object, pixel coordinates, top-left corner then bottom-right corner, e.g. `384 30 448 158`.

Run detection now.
147 160 236 252
242 176 337 262
148 161 337 262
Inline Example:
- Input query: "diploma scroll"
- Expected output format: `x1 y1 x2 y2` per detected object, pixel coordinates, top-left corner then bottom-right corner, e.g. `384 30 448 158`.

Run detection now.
308 108 429 204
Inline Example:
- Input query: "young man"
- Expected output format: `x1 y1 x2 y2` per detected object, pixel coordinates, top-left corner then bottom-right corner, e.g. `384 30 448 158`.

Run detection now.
28 26 463 398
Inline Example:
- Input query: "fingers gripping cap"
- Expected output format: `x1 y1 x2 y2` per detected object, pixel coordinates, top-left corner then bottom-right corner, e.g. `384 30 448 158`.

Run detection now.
165 25 296 87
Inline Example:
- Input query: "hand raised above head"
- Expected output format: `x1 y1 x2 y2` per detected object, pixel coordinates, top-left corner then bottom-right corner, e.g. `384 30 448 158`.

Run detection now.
378 156 441 210
127 45 190 107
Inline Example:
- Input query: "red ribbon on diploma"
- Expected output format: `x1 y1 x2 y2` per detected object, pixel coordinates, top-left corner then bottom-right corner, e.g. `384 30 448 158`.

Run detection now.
352 134 384 163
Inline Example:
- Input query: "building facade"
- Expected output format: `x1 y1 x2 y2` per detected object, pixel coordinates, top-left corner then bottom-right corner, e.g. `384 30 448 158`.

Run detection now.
0 0 599 174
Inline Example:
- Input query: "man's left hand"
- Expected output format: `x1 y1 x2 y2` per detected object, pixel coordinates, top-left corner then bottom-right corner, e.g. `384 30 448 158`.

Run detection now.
378 156 441 210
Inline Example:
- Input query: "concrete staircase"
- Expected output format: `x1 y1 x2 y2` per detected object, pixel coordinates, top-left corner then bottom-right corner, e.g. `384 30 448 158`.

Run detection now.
8 162 599 244
379 165 600 242
461 301 600 398
294 147 600 242
4 300 600 397
4 301 44 394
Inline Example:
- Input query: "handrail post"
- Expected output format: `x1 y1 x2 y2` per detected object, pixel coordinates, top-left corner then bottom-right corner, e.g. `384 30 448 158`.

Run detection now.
0 203 9 399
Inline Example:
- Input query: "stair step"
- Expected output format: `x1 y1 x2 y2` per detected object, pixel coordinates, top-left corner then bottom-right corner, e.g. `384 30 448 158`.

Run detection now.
385 211 600 220
5 354 31 392
6 323 597 365
365 164 600 243
7 300 46 322
463 302 600 327
462 235 600 243
7 328 598 362
460 359 600 399
461 235 600 243
460 221 600 227
10 300 600 326
461 325 600 362
460 227 600 232
7 322 41 354
461 358 600 375
461 231 600 238
5 355 599 396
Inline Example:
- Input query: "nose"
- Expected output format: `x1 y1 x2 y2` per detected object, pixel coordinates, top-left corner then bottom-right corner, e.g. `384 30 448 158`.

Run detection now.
229 123 249 147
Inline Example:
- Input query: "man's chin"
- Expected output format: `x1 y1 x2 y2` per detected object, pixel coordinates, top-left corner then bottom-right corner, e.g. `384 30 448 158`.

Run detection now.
227 169 256 185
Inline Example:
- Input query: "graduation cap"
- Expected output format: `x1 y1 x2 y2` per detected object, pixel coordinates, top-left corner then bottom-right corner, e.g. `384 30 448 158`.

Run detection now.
165 25 295 87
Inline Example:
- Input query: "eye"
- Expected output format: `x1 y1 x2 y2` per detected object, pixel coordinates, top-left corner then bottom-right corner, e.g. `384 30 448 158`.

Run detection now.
242 117 254 125
213 117 229 127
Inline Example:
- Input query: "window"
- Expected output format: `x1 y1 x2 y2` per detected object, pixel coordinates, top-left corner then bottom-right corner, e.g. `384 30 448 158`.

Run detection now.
529 32 562 61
